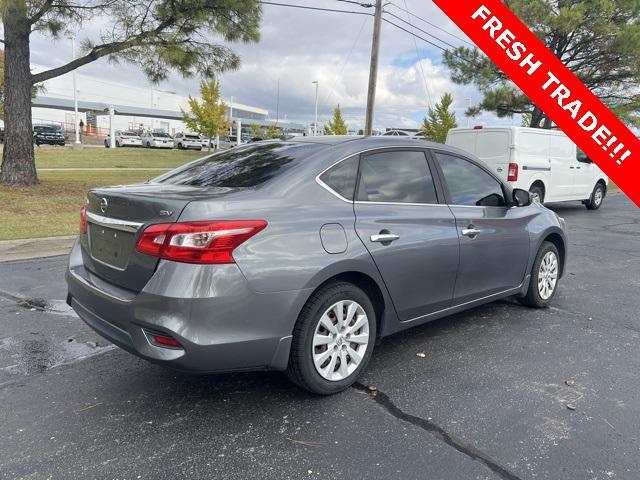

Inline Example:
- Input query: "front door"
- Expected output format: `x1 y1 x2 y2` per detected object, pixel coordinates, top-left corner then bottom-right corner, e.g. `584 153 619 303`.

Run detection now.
432 151 531 304
354 149 459 321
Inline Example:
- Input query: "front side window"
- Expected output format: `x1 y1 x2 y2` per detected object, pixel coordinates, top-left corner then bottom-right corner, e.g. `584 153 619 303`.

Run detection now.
319 156 359 200
357 150 438 204
435 152 506 207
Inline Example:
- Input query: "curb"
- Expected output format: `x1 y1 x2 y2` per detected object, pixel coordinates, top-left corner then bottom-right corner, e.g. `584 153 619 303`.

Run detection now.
0 235 76 262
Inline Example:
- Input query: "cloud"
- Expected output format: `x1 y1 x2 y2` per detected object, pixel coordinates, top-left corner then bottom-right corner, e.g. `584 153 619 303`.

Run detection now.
26 0 497 130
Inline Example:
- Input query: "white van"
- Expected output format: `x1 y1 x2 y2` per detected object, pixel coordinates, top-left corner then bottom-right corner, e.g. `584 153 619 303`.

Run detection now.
445 126 608 209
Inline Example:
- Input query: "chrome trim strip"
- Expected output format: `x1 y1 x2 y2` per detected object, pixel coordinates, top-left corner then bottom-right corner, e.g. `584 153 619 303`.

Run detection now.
355 201 449 207
86 211 144 233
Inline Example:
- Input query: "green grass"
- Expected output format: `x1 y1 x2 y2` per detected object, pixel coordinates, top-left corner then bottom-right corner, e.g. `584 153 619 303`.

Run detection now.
0 147 206 240
34 146 204 169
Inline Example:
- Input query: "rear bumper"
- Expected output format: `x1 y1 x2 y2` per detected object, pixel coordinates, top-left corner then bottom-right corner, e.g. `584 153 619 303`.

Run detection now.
65 239 310 373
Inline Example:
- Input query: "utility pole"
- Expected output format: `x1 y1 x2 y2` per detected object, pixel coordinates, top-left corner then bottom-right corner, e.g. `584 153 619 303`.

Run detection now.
71 37 81 146
312 80 319 136
364 0 383 136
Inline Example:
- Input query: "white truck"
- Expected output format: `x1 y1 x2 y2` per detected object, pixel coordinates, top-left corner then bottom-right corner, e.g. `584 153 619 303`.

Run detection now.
446 126 608 209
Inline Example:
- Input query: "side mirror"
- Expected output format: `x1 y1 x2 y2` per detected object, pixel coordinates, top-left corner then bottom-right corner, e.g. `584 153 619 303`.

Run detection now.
513 188 532 207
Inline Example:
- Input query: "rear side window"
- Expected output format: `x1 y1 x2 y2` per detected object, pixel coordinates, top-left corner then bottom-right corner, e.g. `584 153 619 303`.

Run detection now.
319 156 359 200
357 150 438 204
435 152 506 207
154 142 321 188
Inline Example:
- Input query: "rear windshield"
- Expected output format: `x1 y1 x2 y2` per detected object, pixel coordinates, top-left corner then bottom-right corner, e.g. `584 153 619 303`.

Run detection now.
185 134 200 139
154 142 322 188
152 132 171 138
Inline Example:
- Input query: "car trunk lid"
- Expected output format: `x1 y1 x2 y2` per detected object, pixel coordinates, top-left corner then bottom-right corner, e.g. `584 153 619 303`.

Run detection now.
81 183 239 292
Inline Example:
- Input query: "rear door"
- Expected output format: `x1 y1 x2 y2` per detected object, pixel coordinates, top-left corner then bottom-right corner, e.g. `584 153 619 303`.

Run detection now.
354 149 459 321
432 151 530 304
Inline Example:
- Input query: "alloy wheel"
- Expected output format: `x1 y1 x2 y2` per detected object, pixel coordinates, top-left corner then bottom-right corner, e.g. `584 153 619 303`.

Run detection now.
312 300 370 381
538 251 558 300
594 186 603 207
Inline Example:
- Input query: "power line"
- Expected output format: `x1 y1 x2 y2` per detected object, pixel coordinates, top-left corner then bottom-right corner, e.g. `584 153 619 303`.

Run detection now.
335 0 374 7
384 1 475 47
384 10 459 50
401 0 432 110
258 1 373 16
321 14 370 114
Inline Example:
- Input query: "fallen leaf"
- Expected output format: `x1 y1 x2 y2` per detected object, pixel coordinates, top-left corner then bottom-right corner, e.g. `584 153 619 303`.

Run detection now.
416 352 427 358
565 379 576 386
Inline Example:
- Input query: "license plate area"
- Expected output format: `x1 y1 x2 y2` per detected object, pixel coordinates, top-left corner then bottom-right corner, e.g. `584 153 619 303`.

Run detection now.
89 224 135 270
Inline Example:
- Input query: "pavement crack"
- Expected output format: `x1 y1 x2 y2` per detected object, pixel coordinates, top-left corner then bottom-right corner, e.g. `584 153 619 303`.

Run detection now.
352 382 522 480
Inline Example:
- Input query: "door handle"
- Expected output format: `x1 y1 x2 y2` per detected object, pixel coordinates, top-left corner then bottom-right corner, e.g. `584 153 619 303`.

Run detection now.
461 227 481 238
370 233 400 243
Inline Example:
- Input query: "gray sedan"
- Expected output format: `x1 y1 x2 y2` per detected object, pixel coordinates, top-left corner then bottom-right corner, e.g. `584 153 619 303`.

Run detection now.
66 137 566 394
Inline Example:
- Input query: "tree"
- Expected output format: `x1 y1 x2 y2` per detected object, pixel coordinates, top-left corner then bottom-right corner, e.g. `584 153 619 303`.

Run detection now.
324 105 348 135
250 123 263 139
443 0 640 128
420 93 458 143
0 1 262 186
264 124 281 139
182 80 231 152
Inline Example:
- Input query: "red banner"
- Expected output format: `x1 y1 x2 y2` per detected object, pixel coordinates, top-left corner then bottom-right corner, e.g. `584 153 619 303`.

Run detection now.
433 0 639 207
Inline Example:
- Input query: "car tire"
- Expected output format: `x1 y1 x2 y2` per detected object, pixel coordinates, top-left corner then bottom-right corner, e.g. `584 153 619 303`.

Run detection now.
146 142 151 148
286 282 377 395
520 241 560 308
115 141 120 148
529 184 545 203
585 183 605 210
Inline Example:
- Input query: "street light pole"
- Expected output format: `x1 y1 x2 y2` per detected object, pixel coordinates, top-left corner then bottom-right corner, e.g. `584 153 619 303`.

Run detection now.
229 96 234 136
71 37 80 145
312 80 319 136
364 0 383 136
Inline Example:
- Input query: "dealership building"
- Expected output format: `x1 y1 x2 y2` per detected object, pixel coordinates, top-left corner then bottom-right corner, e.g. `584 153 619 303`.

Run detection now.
30 65 305 142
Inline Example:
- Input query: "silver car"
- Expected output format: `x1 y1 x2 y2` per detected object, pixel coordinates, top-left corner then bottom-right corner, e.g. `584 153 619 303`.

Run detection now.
66 137 566 394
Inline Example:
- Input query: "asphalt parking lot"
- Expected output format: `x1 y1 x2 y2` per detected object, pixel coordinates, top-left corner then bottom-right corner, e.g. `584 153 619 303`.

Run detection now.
1 193 638 480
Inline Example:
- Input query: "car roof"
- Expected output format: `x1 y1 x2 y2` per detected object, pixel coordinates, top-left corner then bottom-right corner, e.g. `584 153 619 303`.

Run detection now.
290 135 449 150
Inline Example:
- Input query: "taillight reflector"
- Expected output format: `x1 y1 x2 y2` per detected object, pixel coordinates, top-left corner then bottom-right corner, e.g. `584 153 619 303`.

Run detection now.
136 220 267 264
80 206 87 234
507 162 519 182
152 334 182 348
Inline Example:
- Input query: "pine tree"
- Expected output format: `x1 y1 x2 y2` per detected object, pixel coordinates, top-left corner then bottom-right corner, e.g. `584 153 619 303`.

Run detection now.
324 105 348 135
182 80 231 153
420 93 458 144
443 0 640 128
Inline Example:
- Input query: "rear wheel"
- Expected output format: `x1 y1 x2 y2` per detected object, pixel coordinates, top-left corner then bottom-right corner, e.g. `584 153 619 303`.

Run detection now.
287 282 376 395
520 242 560 308
529 184 545 203
585 182 605 210
115 140 121 148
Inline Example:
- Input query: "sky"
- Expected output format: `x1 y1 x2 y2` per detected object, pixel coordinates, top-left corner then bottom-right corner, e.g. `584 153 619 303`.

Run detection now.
25 0 512 131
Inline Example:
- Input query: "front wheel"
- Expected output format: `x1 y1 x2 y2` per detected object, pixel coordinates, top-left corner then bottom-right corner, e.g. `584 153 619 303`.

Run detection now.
585 183 605 210
287 282 377 395
520 242 560 308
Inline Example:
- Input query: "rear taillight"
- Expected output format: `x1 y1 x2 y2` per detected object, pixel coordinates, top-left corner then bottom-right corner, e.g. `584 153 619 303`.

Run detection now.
507 162 519 182
79 206 87 234
136 220 267 264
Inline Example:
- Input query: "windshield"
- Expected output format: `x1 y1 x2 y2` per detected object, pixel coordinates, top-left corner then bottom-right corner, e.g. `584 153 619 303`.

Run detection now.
34 126 59 133
154 142 322 188
122 131 140 137
152 132 171 138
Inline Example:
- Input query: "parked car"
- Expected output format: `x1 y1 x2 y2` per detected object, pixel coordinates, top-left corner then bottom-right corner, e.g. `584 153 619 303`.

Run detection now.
446 126 608 209
141 131 174 148
66 137 566 395
218 135 239 150
174 133 203 150
33 124 65 146
104 130 143 148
